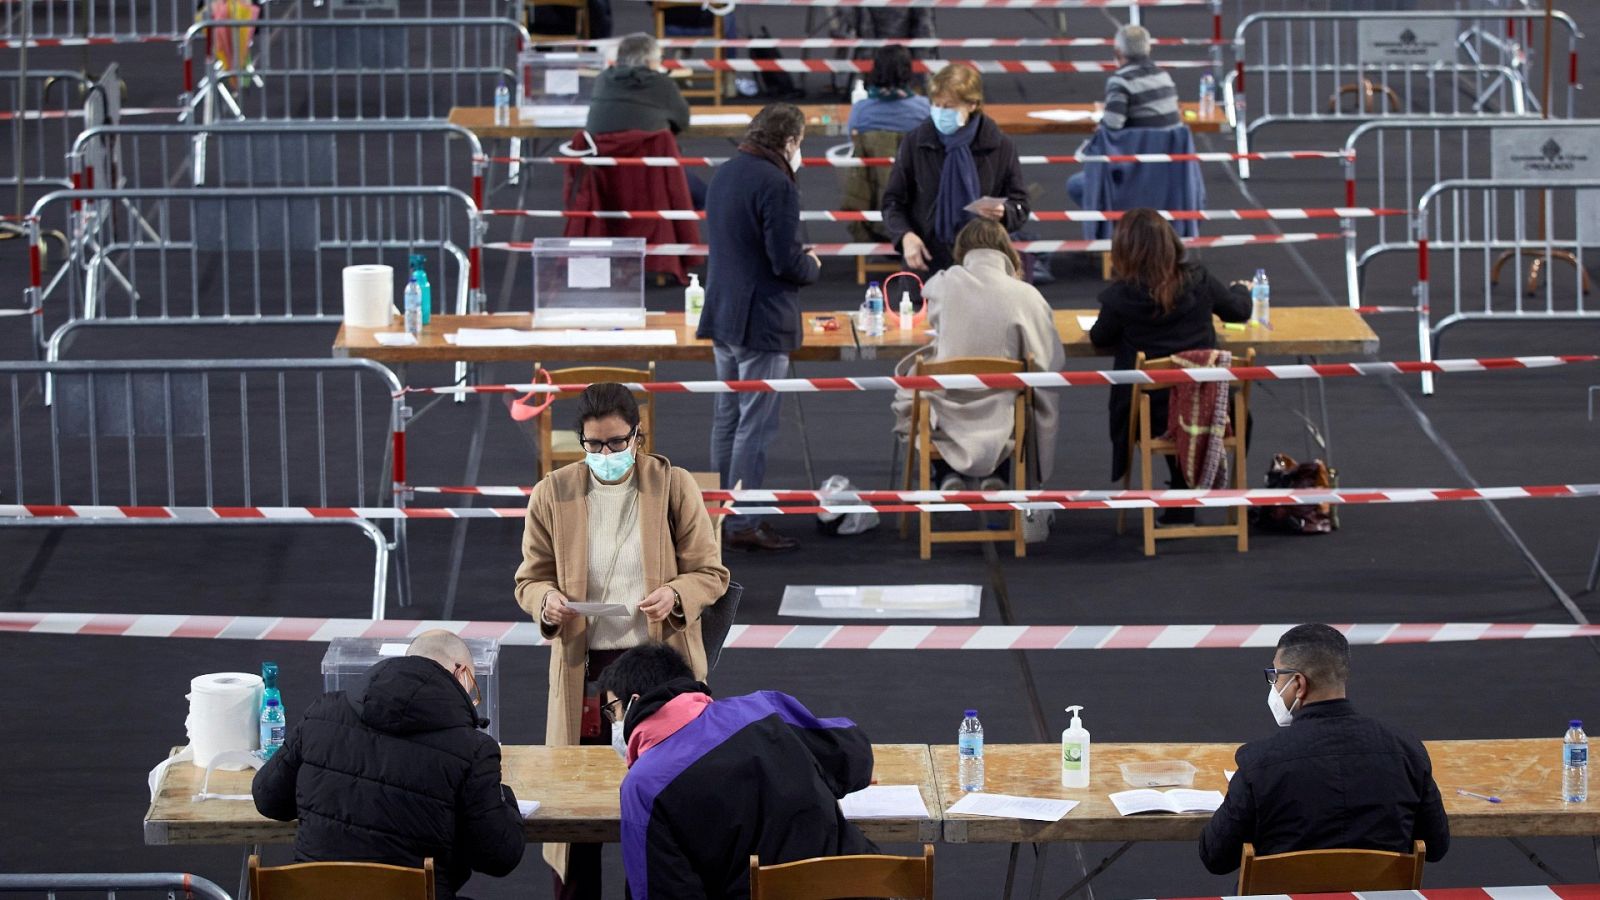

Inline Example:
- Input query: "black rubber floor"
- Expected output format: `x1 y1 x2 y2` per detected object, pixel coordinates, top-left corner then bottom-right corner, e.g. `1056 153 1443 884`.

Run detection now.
4 3 1600 898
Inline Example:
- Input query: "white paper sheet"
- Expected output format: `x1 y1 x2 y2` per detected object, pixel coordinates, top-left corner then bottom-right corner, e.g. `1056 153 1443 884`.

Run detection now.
520 104 589 127
518 799 541 819
544 69 580 96
446 328 678 347
373 332 418 346
691 112 754 126
840 785 931 819
1224 769 1235 782
1075 315 1099 331
1109 788 1224 816
568 257 613 290
779 584 982 619
565 601 630 617
378 642 409 657
946 792 1079 822
1027 108 1102 123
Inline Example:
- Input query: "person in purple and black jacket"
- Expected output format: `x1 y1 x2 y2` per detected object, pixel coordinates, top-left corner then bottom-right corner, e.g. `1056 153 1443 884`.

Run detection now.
597 643 877 899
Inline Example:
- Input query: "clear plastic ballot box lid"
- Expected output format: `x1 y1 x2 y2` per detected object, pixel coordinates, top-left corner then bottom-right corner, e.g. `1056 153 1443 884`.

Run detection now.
321 637 502 740
532 236 647 328
517 48 604 112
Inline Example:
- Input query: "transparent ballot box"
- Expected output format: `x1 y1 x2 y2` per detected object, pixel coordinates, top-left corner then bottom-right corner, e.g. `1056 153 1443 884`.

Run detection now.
517 49 604 115
321 637 502 740
532 237 646 328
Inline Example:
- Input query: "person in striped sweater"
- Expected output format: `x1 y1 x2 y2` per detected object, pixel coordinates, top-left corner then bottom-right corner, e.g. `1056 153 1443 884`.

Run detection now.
1100 25 1181 131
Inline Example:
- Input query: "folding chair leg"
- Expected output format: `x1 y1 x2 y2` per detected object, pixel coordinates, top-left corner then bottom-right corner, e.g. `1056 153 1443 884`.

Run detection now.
1140 447 1156 557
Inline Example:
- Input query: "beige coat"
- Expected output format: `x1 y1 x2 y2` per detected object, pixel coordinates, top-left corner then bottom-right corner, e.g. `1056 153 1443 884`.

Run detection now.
892 248 1066 482
513 452 730 879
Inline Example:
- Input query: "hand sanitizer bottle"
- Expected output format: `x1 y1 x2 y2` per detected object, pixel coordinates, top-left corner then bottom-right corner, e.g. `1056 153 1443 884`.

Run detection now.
1061 705 1090 788
850 77 868 105
898 291 914 331
684 273 705 328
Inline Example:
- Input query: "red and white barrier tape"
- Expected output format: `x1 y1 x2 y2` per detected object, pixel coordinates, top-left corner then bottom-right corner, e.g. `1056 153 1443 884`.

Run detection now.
1357 305 1427 315
7 483 1596 522
658 57 1215 74
0 35 179 48
619 0 1214 7
1167 888 1600 900
485 233 1344 257
602 36 1226 49
406 355 1596 397
496 150 1350 168
0 106 182 121
483 207 1399 223
4 614 1598 649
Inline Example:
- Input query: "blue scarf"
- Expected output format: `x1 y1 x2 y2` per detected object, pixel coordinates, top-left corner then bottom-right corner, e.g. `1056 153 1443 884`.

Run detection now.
932 114 982 248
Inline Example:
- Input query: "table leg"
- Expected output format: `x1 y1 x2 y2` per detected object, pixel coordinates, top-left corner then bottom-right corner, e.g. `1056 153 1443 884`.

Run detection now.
1593 834 1599 877
1051 841 1133 900
1003 842 1021 900
1072 843 1097 900
1027 843 1049 900
237 843 259 900
1506 836 1571 883
441 393 490 620
788 359 817 488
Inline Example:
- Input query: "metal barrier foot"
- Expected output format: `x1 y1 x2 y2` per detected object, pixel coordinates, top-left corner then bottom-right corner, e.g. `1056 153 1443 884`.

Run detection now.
1328 80 1402 114
1489 248 1592 297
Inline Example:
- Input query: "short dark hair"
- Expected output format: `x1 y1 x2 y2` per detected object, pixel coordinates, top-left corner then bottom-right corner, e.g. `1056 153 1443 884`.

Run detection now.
597 643 694 706
743 102 805 152
573 382 640 434
867 44 915 92
1276 623 1351 687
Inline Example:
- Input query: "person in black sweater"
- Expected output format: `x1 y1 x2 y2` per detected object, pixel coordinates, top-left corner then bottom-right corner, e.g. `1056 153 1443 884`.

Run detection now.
585 34 691 137
1200 623 1450 875
252 630 524 900
1088 209 1252 508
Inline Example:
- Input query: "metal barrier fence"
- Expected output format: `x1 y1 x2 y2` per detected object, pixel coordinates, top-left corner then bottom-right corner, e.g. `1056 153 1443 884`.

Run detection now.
1341 117 1600 310
0 0 190 45
180 17 529 122
0 873 232 899
1226 9 1579 177
1 70 94 196
21 186 483 357
262 0 523 21
1413 177 1596 394
0 358 409 616
68 120 488 206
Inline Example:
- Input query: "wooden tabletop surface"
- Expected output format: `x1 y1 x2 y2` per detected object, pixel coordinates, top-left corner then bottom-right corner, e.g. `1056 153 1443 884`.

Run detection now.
334 307 1377 365
449 102 1225 140
930 739 1598 843
146 743 940 846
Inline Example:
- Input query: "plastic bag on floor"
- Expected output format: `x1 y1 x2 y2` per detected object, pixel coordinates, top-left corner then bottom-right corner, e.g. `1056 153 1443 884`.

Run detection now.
815 474 880 536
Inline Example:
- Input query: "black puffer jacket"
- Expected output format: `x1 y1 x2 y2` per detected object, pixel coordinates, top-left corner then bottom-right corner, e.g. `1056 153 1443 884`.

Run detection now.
252 656 525 900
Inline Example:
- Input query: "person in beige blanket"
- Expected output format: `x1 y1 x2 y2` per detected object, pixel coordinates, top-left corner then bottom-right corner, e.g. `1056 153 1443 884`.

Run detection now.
513 382 729 900
893 219 1065 494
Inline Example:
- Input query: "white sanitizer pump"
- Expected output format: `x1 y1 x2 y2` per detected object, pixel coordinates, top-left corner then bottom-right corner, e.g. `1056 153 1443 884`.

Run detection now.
1061 705 1090 788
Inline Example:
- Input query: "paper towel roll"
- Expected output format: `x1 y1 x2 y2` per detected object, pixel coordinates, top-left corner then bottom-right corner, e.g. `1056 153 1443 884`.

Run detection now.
186 672 264 769
342 264 396 329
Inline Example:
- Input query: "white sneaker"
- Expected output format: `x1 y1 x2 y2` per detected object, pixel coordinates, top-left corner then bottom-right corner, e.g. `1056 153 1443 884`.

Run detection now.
978 476 1007 493
938 473 965 494
735 76 760 97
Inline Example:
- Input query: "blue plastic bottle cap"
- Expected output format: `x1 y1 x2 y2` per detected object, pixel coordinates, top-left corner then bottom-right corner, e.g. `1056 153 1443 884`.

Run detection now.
965 709 978 717
265 697 280 707
1572 719 1584 728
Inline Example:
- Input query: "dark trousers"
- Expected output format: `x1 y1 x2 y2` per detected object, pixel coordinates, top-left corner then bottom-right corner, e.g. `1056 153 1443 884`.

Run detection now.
551 648 627 900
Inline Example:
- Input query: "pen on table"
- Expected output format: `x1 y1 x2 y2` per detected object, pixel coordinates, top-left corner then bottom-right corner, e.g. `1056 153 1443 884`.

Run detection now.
1222 323 1248 331
1456 789 1501 803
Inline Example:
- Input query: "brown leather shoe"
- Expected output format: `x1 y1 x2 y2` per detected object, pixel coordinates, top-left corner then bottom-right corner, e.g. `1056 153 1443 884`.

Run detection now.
725 522 800 552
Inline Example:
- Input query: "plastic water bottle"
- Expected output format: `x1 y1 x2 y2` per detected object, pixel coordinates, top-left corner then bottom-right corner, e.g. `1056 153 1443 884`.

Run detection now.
850 77 868 105
493 83 511 126
259 697 286 760
1565 719 1589 802
958 709 985 792
403 277 423 337
261 661 282 721
1198 72 1216 120
409 254 432 326
862 281 885 337
1250 268 1270 328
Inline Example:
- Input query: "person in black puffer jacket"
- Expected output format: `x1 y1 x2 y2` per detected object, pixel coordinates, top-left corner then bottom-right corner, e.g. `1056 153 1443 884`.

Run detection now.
252 630 525 900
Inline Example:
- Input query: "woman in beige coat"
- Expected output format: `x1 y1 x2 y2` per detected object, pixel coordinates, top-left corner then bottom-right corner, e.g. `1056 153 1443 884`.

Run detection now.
892 218 1066 489
513 383 729 900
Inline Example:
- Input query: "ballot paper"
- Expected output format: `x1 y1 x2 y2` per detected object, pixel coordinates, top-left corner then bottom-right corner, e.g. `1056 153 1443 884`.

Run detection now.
946 792 1079 822
839 785 931 819
1026 108 1103 124
521 104 589 127
446 328 678 347
373 332 418 347
565 601 630 617
1075 315 1099 331
1225 770 1235 782
691 112 754 126
1108 788 1225 816
962 196 1007 215
518 800 541 819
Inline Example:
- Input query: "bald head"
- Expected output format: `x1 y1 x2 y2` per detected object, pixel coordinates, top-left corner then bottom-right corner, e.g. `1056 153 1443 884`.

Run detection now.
407 629 472 672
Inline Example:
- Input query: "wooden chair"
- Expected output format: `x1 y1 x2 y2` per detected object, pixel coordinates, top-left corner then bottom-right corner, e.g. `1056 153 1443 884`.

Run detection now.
536 363 656 480
249 854 435 900
691 470 725 550
1117 348 1252 556
653 1 723 105
527 0 589 42
1238 841 1425 895
899 356 1030 560
749 844 935 900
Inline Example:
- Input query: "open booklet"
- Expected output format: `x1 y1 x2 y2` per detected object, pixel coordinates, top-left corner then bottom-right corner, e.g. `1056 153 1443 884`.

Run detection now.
1108 789 1225 816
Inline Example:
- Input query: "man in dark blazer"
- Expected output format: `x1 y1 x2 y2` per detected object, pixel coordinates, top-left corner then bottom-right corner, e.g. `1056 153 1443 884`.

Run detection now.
1199 623 1450 874
696 103 819 552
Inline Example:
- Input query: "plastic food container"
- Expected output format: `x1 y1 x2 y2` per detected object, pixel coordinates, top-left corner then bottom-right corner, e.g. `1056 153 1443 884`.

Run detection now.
1119 760 1198 787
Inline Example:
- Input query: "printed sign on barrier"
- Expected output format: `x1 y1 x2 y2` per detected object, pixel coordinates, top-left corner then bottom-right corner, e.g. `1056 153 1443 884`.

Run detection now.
1356 18 1459 67
1491 126 1600 180
330 0 400 11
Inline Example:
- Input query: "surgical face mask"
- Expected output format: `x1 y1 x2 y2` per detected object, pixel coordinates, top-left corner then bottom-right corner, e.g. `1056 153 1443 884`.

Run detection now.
611 721 628 761
789 145 803 172
931 106 968 135
584 446 636 482
1267 677 1300 727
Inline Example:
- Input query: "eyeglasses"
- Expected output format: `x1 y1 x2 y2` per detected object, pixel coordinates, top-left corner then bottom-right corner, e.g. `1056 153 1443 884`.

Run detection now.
600 697 625 724
578 429 638 454
1263 667 1300 685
